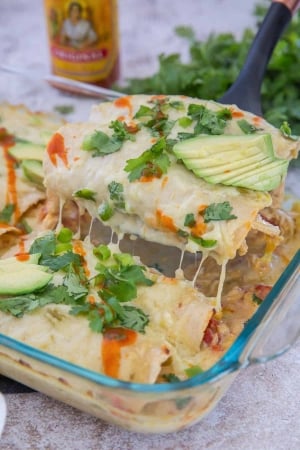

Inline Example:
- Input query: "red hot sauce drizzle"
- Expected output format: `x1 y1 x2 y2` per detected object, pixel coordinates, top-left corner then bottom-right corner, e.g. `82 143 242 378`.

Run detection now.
15 238 30 262
0 128 21 224
47 132 69 167
114 96 133 119
102 327 137 379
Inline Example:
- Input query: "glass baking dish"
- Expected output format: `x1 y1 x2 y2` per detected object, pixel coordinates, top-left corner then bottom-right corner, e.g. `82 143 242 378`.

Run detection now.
0 70 299 433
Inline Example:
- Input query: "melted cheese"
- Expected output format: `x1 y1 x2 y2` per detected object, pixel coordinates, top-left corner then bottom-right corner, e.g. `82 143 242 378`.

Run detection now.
43 95 285 265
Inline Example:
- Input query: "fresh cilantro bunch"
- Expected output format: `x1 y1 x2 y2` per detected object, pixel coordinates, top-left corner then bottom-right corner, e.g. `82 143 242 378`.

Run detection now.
118 3 300 143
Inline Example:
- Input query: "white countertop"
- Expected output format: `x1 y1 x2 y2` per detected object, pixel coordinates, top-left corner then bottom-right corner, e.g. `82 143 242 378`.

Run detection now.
0 1 300 449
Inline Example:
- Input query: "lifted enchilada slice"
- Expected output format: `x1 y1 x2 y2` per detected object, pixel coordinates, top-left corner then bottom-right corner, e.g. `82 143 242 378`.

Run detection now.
43 95 299 264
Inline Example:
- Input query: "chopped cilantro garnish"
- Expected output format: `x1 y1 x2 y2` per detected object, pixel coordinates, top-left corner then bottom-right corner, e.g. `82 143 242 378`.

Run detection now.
124 137 171 182
252 294 263 305
29 232 56 259
63 266 89 300
148 118 175 137
163 373 181 383
169 100 185 110
184 213 196 227
54 105 74 115
177 132 195 140
177 229 189 238
134 105 153 119
82 119 139 157
82 130 122 157
134 100 175 137
109 120 139 141
0 204 15 224
29 231 80 270
187 104 231 135
0 284 75 318
118 305 149 332
237 119 259 134
73 188 97 202
39 251 81 271
108 181 125 209
72 252 153 333
203 202 237 223
2 229 152 335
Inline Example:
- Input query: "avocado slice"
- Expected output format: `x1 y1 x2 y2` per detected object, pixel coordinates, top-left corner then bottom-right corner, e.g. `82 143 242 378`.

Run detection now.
0 262 48 273
0 253 41 266
22 160 44 188
173 134 289 191
0 267 52 295
8 141 45 162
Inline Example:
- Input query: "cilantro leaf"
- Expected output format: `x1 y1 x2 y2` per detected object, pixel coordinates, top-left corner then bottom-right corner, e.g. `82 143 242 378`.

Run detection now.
101 264 153 303
163 373 181 383
82 130 122 156
109 120 139 141
63 267 88 300
29 232 81 271
118 305 149 333
237 119 259 134
124 137 171 182
252 294 263 305
169 100 185 110
134 105 153 119
54 105 74 115
70 303 106 333
40 251 81 271
203 202 237 223
0 284 74 318
0 204 15 224
184 213 196 227
187 104 231 135
29 232 56 259
108 181 125 209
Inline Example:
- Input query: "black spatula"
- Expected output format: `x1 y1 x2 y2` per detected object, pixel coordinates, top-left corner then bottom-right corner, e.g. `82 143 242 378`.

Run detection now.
219 0 300 116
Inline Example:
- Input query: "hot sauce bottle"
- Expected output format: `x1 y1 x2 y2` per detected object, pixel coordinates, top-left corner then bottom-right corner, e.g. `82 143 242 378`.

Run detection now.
44 0 119 87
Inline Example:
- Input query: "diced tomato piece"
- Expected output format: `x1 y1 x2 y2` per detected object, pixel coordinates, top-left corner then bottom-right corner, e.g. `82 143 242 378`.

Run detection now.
254 284 272 300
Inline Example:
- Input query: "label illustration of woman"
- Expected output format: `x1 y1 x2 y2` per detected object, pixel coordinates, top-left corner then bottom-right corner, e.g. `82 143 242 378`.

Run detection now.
60 1 98 48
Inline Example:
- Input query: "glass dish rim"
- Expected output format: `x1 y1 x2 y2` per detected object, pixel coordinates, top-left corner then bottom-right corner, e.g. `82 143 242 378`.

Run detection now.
0 249 299 394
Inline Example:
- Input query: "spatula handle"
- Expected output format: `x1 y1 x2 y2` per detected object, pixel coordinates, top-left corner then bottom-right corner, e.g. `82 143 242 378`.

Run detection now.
219 0 298 115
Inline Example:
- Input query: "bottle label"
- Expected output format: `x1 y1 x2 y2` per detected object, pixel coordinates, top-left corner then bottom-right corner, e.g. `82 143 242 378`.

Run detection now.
44 0 119 83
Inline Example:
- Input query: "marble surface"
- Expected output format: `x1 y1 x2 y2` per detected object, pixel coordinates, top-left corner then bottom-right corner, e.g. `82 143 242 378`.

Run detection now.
0 0 300 449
